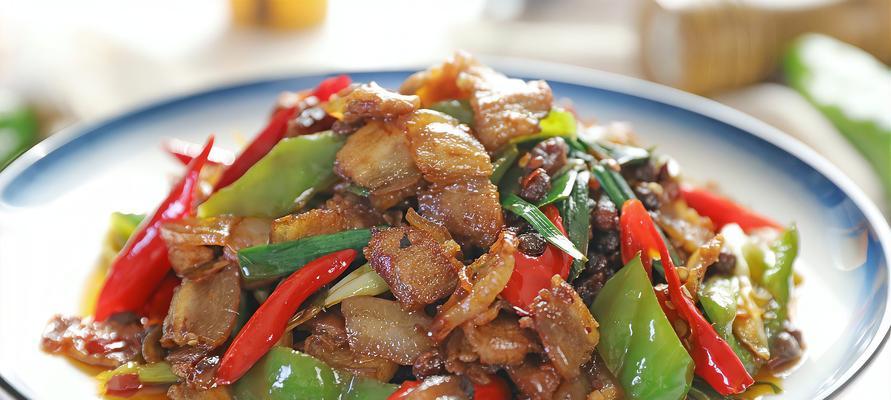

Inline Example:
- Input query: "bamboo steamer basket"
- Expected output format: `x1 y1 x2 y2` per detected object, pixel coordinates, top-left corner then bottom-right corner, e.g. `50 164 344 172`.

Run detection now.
640 0 891 94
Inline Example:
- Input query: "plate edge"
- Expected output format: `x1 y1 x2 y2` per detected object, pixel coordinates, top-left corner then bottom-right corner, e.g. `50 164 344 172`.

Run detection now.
0 60 888 399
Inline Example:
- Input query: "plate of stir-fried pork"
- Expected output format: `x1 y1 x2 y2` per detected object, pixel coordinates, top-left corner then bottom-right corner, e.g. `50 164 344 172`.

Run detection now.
0 53 888 400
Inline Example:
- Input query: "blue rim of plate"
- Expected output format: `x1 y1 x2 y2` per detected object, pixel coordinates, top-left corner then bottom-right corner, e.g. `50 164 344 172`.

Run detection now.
0 60 888 399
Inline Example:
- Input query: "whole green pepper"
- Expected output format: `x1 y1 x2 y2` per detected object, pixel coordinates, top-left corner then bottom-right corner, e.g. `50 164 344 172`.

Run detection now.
591 256 694 400
784 34 891 202
699 276 760 375
0 94 38 169
198 131 344 218
762 226 799 342
233 347 396 400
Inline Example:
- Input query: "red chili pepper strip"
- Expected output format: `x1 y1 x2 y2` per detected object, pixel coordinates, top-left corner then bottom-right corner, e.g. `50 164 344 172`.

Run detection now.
501 205 573 311
386 376 509 400
164 138 234 166
619 206 662 280
620 199 753 395
679 185 781 233
216 249 356 385
94 136 214 321
212 75 350 191
140 272 180 324
213 106 297 191
168 150 197 166
312 74 351 101
386 381 420 400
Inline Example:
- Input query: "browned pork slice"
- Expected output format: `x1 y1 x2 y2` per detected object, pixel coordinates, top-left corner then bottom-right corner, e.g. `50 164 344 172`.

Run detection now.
554 378 592 400
684 234 725 302
552 358 622 400
141 325 164 363
402 109 493 184
341 296 434 365
441 328 498 384
161 265 240 349
529 276 600 379
222 217 270 260
399 51 478 106
404 208 462 262
165 345 220 388
41 314 144 368
405 208 452 244
304 333 399 382
368 181 426 211
656 201 716 255
162 216 271 275
431 231 516 341
366 226 460 309
335 120 422 198
302 311 398 381
161 216 236 246
286 95 337 137
506 356 562 400
412 348 446 379
418 178 503 249
161 216 236 278
462 313 540 366
325 193 384 223
302 310 349 342
326 82 420 123
271 209 352 243
271 194 381 243
456 65 553 151
401 53 554 152
166 245 226 279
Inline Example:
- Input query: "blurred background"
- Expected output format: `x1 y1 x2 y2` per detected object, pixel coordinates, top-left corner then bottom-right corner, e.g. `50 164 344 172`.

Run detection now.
1 0 889 216
0 0 889 397
2 0 888 218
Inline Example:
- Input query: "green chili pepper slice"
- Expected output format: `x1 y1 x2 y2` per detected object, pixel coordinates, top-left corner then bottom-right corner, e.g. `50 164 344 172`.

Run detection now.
762 226 799 342
700 276 760 375
233 347 396 400
198 131 344 218
591 256 694 400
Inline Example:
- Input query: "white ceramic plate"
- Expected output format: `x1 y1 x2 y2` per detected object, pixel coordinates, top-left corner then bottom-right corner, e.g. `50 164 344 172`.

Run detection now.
1 63 888 399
